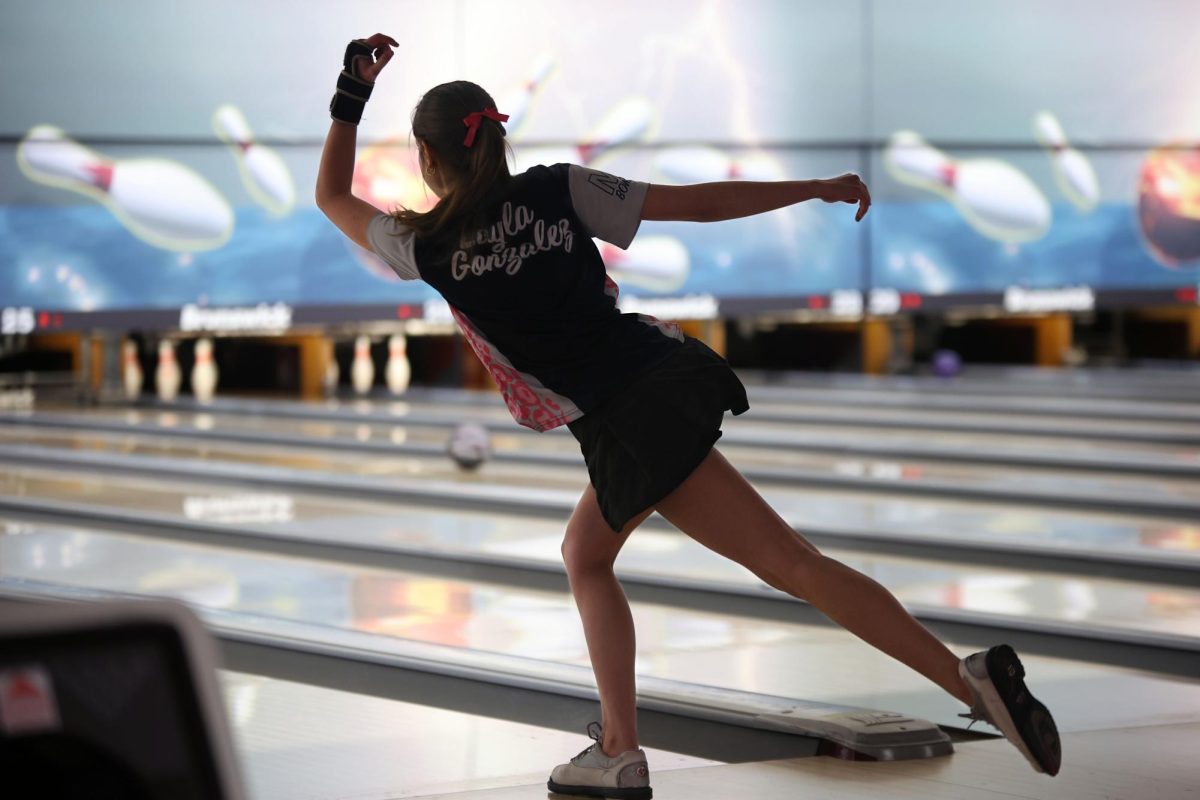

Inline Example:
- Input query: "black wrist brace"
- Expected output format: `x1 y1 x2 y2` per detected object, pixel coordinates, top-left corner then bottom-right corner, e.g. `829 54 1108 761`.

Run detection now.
330 40 376 125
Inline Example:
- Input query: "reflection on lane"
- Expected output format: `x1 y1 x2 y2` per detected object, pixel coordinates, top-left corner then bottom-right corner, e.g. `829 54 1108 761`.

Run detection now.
742 403 1200 439
402 385 1200 423
0 426 570 489
3 468 1198 634
3 427 1199 560
738 368 1200 403
22 404 1200 468
4 522 1199 731
6 416 1200 504
141 392 1200 440
740 387 1200 423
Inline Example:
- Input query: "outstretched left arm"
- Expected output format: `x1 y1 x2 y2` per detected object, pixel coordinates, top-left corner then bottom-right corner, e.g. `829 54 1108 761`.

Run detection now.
641 174 871 224
315 33 397 250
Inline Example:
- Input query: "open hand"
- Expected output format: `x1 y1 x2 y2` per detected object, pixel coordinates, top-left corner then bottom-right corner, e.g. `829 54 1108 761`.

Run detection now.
821 173 872 221
353 33 398 83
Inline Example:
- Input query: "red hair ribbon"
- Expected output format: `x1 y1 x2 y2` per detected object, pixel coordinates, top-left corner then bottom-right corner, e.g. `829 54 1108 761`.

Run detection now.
462 107 510 147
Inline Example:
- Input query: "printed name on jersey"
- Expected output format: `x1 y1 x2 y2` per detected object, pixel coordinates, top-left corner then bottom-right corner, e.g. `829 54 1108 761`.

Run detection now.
451 201 575 280
586 172 630 200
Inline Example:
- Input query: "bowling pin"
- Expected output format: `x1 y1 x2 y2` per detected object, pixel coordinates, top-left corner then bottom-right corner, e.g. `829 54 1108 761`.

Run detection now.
654 146 785 184
512 97 655 173
322 350 340 397
191 338 219 403
1033 111 1099 213
884 130 1051 243
351 335 375 396
122 340 143 401
385 334 411 396
598 236 690 292
156 340 181 402
16 125 234 252
577 97 655 164
498 54 555 138
213 104 297 216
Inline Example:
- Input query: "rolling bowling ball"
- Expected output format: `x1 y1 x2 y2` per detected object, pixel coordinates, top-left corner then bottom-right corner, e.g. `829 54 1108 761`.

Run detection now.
932 349 962 378
1138 143 1200 268
447 422 492 471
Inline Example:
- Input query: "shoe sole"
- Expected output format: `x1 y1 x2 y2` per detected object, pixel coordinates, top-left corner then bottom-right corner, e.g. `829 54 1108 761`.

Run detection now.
961 645 1061 776
547 779 652 799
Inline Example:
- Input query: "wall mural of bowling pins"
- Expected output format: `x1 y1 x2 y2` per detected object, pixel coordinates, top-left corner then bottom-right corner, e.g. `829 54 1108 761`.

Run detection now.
510 96 658 175
883 130 1052 244
1033 112 1099 214
16 125 235 252
653 145 784 184
213 105 297 217
498 54 555 139
4 0 1199 314
597 237 690 293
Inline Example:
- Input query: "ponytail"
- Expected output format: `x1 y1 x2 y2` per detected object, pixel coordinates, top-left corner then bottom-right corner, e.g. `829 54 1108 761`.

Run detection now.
392 81 513 240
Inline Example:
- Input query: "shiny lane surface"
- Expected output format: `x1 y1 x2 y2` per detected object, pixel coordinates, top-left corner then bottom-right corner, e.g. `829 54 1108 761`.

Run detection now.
738 367 1200 402
3 428 1198 564
202 390 1200 439
4 434 1195 566
151 393 1200 443
4 466 1199 638
386 385 1200 422
54 404 1200 466
7 424 1200 507
4 521 1199 734
744 387 1200 423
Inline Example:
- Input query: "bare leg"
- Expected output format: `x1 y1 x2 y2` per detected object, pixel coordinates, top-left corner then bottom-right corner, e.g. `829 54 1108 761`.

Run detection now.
561 485 654 756
656 449 972 706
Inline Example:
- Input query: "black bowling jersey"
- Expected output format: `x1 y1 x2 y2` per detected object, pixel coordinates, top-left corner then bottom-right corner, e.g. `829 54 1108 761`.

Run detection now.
367 164 683 431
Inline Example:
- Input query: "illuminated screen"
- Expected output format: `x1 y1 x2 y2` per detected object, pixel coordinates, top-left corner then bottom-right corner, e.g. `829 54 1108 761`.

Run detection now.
1 0 1198 325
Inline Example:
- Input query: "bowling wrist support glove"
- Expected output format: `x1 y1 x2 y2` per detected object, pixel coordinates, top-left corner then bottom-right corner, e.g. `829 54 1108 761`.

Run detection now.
329 40 376 125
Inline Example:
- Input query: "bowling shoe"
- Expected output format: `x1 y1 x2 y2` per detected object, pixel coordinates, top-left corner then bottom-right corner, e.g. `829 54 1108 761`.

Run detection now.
547 722 652 799
959 644 1062 776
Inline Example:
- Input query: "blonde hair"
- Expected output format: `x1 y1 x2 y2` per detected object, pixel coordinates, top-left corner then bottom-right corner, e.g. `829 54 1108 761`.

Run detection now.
392 80 513 239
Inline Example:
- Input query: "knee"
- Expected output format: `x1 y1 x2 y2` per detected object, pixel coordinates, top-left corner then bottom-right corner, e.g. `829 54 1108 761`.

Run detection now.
561 530 615 581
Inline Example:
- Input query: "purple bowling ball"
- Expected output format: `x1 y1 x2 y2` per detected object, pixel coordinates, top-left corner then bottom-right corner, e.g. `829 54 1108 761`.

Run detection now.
932 349 962 378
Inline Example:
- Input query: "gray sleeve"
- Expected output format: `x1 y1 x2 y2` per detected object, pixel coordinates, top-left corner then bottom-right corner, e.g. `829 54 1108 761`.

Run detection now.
567 165 649 249
366 214 421 281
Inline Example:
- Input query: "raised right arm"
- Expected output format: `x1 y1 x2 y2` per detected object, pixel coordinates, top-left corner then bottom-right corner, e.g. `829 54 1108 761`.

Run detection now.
641 174 870 223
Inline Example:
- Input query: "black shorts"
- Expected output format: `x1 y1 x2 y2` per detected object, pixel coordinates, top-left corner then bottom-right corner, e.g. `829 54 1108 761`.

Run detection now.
567 337 750 532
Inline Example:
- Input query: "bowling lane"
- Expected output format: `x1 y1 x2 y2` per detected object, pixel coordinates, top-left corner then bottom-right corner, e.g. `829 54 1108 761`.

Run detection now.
130 392 1200 445
4 430 1199 571
4 465 1199 639
7 423 1200 511
4 520 1198 733
739 366 1200 403
742 397 1200 435
745 386 1200 423
401 385 1200 425
12 404 1200 478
